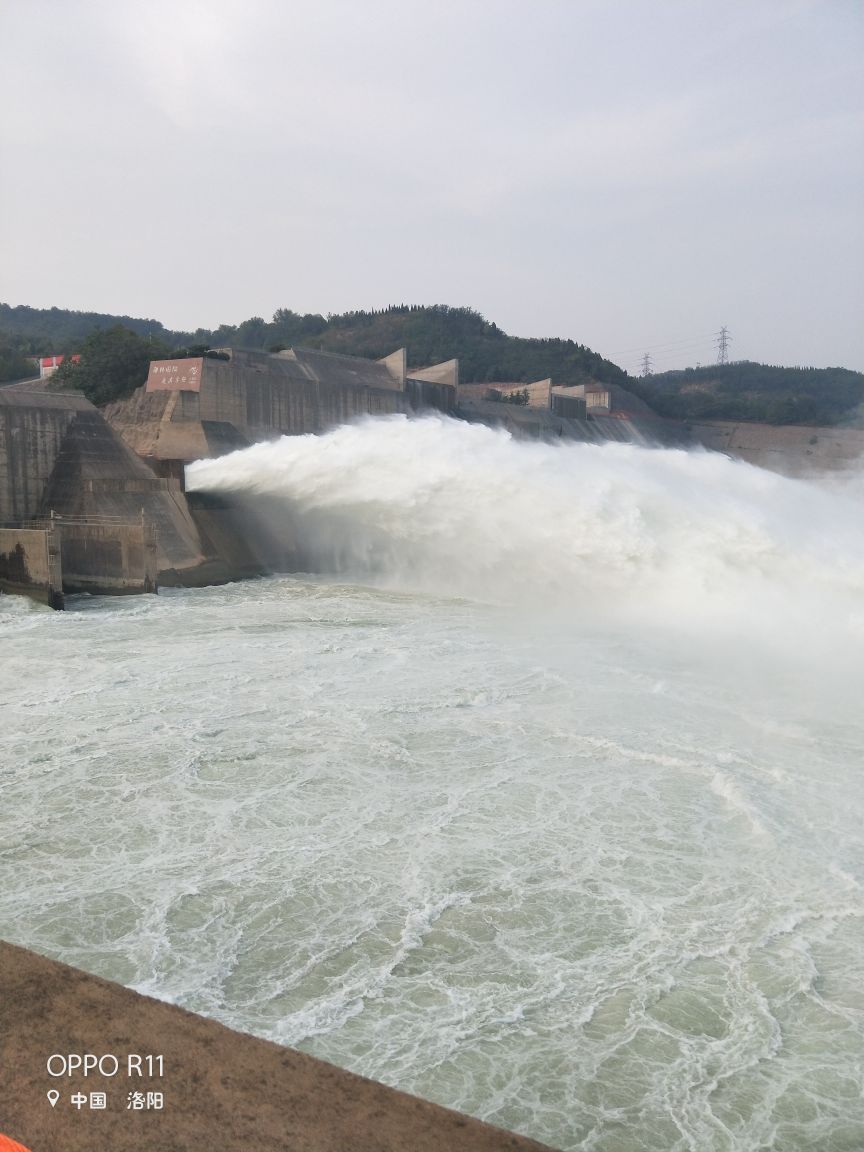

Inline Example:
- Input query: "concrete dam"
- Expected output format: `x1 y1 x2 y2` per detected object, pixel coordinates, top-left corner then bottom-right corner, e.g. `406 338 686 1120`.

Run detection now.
0 343 749 608
0 348 460 605
4 337 861 609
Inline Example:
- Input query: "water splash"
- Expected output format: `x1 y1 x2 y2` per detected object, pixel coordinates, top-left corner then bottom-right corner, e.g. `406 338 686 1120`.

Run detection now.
187 414 864 658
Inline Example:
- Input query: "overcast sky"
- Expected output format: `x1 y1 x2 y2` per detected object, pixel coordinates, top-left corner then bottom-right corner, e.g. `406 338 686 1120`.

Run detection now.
1 0 862 373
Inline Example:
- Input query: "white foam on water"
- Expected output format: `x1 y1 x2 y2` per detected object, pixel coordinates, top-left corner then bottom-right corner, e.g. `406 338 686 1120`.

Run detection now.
3 420 864 1150
710 771 767 838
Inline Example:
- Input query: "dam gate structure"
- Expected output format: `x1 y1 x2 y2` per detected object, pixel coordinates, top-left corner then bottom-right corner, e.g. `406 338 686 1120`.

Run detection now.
0 513 158 610
54 512 158 598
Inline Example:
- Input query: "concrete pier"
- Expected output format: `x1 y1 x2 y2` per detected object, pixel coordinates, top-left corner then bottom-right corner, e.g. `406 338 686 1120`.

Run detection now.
0 515 159 608
55 515 158 597
0 523 63 609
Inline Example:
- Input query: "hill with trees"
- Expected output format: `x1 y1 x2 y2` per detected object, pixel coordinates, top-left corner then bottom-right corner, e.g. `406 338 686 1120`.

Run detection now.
0 303 181 351
0 304 186 392
48 326 175 406
3 303 862 426
0 303 625 400
631 363 864 426
291 305 624 387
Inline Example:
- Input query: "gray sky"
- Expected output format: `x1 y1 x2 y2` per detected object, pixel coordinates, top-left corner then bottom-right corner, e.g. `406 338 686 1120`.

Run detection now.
1 0 862 373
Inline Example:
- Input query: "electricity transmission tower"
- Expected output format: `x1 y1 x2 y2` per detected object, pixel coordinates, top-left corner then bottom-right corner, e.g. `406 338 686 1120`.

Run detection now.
715 326 732 365
640 352 653 377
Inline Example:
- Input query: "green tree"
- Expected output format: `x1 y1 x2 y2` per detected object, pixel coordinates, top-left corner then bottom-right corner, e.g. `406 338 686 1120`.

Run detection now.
53 325 171 406
235 316 268 348
0 336 37 383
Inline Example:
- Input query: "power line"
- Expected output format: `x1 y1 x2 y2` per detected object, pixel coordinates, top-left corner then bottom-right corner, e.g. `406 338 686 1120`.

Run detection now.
716 326 732 365
608 332 717 357
611 339 718 371
610 328 737 375
626 344 714 375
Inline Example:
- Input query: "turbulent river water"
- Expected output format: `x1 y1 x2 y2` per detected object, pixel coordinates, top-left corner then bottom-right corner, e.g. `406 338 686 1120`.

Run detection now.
3 416 864 1150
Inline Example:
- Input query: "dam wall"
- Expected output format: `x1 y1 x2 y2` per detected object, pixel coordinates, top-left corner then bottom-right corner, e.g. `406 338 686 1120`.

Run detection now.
688 419 864 476
165 490 275 587
551 390 587 420
37 404 208 578
105 348 460 467
457 395 692 448
407 357 459 386
0 389 255 595
454 380 691 448
110 348 416 464
200 352 412 438
0 515 158 606
58 517 158 596
376 346 407 387
456 393 864 475
0 524 63 608
406 375 459 414
0 390 91 522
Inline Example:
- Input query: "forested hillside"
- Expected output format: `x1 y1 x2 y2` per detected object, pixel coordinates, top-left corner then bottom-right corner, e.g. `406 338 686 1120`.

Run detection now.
0 303 183 386
3 302 862 427
632 363 864 426
298 306 624 385
0 303 179 348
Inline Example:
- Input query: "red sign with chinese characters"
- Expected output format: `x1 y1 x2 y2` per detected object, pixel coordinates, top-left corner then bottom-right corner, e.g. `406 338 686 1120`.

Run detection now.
145 357 204 392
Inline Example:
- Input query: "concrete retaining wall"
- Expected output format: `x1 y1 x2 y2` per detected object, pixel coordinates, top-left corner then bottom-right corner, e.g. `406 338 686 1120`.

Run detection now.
165 491 274 587
0 525 63 608
0 389 265 592
1 516 169 605
107 351 417 466
201 356 412 440
406 377 458 414
377 347 407 387
551 391 587 419
407 359 459 388
37 407 208 577
106 349 462 479
58 520 158 596
0 391 91 522
457 397 691 448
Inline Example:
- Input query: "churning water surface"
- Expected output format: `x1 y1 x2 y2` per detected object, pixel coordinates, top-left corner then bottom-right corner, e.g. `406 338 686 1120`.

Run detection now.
3 416 864 1151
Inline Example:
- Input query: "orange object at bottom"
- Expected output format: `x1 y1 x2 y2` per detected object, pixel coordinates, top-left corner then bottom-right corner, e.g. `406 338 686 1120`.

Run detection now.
0 1135 32 1152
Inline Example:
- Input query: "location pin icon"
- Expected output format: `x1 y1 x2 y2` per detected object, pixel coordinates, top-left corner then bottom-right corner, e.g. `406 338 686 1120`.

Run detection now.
47 1090 60 1107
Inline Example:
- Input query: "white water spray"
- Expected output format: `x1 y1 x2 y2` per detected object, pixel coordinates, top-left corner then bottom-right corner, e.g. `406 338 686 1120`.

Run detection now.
187 415 864 655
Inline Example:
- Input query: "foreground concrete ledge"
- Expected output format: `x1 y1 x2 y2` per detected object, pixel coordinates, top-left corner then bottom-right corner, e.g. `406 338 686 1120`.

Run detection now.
0 941 554 1152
